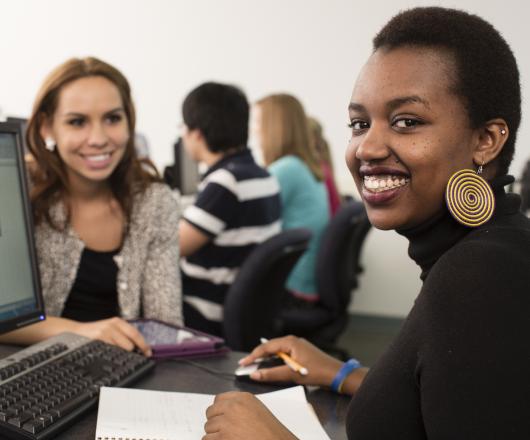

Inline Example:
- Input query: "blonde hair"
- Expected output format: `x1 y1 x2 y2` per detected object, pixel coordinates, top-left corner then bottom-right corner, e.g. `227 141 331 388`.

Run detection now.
256 94 323 181
307 116 334 174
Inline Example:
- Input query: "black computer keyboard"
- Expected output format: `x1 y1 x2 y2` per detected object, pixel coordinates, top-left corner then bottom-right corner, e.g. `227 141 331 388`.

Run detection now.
0 333 155 439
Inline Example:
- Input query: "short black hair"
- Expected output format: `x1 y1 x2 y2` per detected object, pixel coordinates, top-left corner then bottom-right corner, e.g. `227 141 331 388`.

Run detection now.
373 7 521 176
182 82 249 153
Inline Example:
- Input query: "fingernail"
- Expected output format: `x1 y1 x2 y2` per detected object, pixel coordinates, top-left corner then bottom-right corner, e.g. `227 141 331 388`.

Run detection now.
238 357 247 365
250 371 261 380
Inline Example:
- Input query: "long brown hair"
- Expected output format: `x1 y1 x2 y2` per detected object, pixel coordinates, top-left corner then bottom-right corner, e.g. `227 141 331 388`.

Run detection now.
307 116 334 173
26 57 160 229
256 94 323 181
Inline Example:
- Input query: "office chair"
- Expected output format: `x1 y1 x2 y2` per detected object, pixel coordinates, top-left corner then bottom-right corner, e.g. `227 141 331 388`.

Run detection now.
223 228 312 352
280 202 371 358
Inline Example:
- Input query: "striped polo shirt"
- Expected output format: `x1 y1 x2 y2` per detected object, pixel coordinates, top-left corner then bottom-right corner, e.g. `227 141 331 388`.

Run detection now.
181 148 281 336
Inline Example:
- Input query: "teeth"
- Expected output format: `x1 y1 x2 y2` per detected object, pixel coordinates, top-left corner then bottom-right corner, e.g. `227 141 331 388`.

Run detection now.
363 174 409 192
85 154 110 162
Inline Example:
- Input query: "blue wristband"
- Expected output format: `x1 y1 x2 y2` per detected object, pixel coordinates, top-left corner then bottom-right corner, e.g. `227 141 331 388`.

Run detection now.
330 358 362 393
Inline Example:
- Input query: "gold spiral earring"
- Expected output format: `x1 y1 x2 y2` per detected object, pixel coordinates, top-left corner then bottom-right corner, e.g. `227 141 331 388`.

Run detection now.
445 168 495 227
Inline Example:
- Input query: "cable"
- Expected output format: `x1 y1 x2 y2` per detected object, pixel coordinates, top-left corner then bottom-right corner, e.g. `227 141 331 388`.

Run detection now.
164 358 235 381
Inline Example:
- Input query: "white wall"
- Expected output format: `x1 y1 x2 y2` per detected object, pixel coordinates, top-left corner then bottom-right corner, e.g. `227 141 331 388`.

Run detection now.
1 0 528 317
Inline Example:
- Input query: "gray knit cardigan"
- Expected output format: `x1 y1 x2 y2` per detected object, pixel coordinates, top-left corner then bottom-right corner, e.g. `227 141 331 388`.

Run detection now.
34 183 182 325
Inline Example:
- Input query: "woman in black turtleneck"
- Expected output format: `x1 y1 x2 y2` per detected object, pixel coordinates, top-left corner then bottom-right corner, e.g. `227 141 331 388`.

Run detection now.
201 7 530 440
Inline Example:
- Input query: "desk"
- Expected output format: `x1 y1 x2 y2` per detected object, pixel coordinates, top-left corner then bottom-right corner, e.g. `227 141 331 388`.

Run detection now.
0 346 350 439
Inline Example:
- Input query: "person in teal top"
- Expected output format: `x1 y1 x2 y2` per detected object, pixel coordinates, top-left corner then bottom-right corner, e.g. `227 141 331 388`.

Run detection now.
269 155 329 297
254 94 330 301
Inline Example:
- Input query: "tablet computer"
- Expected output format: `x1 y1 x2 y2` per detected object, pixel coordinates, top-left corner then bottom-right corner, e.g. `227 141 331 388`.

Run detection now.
129 318 229 359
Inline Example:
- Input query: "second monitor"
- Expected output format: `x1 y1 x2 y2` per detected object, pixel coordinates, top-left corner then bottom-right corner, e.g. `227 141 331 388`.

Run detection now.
163 137 200 196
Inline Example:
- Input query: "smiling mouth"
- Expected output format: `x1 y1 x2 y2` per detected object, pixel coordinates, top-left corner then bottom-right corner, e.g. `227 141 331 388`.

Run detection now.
363 174 410 193
81 152 112 163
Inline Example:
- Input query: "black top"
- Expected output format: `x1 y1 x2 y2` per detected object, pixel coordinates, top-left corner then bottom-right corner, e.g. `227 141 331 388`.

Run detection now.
61 247 120 322
346 176 530 439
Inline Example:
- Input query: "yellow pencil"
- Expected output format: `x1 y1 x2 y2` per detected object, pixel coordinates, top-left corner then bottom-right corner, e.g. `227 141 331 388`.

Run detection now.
260 337 309 376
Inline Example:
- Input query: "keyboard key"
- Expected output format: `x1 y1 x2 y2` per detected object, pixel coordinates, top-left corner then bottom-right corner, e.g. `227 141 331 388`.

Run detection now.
53 392 92 418
8 412 33 428
25 407 43 418
22 419 45 434
36 412 54 425
6 407 20 417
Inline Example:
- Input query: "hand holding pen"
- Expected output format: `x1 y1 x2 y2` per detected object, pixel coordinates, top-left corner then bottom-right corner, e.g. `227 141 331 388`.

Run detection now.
259 337 309 375
238 335 344 388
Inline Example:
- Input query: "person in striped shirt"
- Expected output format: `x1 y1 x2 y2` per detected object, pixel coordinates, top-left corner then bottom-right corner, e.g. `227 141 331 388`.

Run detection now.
178 82 281 336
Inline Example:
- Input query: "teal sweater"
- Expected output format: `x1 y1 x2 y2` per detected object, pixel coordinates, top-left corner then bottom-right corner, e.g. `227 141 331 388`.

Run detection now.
268 155 329 298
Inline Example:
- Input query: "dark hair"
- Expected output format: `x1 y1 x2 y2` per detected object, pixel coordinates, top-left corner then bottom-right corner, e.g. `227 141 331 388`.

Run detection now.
182 82 249 153
26 57 159 229
373 7 521 176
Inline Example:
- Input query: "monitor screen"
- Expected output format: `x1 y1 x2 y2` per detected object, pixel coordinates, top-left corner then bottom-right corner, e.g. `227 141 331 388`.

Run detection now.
0 122 45 334
174 137 200 195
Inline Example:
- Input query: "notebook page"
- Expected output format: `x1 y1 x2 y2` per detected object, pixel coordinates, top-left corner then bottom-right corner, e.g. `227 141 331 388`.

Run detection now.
257 385 307 401
257 388 331 440
96 386 330 440
95 387 213 440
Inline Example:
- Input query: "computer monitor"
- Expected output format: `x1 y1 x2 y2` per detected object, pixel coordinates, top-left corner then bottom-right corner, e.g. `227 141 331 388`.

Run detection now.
0 121 45 334
168 137 200 195
6 116 29 154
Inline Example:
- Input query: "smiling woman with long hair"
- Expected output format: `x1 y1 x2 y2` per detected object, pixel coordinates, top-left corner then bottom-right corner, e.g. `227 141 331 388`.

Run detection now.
0 57 182 355
203 7 530 439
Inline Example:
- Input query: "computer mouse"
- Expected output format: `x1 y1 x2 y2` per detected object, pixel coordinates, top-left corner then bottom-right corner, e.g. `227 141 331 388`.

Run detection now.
234 356 286 382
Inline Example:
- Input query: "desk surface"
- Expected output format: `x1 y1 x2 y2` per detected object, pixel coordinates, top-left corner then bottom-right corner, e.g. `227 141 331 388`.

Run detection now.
0 345 350 439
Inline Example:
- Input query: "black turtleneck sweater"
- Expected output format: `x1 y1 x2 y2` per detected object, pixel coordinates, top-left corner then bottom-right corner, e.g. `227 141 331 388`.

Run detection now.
346 177 530 439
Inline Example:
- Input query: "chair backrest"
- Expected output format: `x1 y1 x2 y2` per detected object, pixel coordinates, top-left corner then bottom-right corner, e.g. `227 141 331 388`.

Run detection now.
316 201 371 313
223 228 312 351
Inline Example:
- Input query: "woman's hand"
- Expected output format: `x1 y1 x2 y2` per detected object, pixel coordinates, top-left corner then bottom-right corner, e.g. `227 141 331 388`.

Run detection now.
238 335 343 388
203 392 298 440
72 317 151 356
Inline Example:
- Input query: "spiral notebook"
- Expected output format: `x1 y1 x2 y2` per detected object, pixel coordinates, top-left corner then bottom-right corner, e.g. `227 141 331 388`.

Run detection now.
95 386 330 440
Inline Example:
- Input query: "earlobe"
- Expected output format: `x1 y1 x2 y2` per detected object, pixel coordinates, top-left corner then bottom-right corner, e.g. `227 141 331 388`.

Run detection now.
183 129 207 161
193 129 206 144
472 118 508 168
